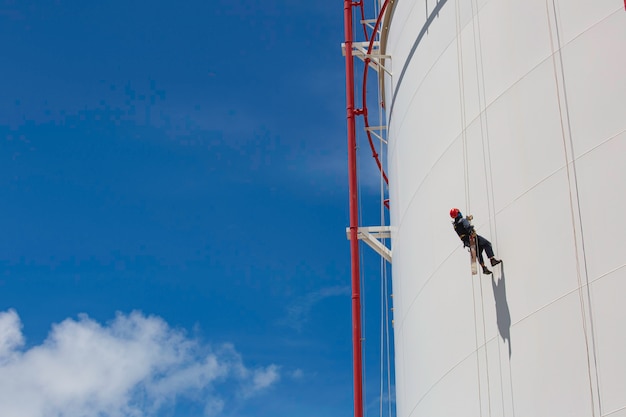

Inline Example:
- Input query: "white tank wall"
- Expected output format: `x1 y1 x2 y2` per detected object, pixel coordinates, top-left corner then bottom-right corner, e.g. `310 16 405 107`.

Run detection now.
384 1 626 417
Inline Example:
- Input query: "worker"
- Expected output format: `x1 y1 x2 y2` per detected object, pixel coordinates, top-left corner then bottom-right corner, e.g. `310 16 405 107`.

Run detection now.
450 208 502 275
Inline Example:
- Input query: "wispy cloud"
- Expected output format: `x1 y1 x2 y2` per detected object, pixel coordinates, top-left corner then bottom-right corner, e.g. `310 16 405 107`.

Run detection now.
243 364 280 398
290 368 304 379
280 286 350 332
0 309 279 417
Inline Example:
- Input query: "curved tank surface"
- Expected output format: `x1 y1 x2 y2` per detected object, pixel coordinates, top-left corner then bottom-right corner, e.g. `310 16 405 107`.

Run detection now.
382 1 626 416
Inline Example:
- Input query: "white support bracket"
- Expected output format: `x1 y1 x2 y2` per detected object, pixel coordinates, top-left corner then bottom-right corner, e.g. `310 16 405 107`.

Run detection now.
365 125 388 145
346 226 392 263
341 41 392 75
360 18 378 32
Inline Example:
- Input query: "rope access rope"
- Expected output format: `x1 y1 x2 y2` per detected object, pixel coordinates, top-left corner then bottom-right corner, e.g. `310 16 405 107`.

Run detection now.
378 294 384 417
384 267 393 417
546 1 601 415
377 42 390 417
375 7 393 412
376 3 393 412
471 1 516 414
455 2 486 416
467 0 493 414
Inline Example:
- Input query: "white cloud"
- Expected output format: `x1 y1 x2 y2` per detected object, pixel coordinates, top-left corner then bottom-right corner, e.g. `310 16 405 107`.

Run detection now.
290 369 304 379
280 286 350 331
0 310 279 417
203 398 225 417
0 310 24 362
250 365 280 392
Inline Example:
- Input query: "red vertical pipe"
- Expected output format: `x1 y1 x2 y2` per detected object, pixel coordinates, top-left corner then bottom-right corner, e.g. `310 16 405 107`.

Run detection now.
343 2 364 417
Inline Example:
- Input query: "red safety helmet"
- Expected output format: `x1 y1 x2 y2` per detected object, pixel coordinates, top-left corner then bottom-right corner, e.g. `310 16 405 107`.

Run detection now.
449 208 460 218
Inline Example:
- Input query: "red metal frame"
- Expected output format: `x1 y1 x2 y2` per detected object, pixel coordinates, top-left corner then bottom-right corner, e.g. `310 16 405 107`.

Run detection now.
343 2 364 417
361 0 391 185
344 2 393 417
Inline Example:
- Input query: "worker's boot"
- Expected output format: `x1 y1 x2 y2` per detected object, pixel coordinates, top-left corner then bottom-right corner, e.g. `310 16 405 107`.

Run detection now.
481 265 492 275
490 258 502 267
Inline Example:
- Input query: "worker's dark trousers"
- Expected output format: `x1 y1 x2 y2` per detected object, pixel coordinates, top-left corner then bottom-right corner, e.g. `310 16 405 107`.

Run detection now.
476 235 495 265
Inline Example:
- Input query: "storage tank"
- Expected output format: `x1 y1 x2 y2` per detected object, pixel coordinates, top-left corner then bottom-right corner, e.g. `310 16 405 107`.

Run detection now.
382 1 626 416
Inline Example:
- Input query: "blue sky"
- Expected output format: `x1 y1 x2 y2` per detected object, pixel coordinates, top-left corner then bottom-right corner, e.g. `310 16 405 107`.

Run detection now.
1 1 392 417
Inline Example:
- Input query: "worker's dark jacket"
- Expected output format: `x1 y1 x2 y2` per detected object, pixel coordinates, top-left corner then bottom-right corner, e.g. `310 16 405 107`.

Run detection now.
453 216 474 247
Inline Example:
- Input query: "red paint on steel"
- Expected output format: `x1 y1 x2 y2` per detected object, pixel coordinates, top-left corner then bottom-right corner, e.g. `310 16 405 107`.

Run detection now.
361 0 391 186
358 2 369 41
343 2 364 417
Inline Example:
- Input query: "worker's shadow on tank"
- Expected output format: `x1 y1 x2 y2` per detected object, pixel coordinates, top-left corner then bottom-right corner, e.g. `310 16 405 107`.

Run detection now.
491 265 512 358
